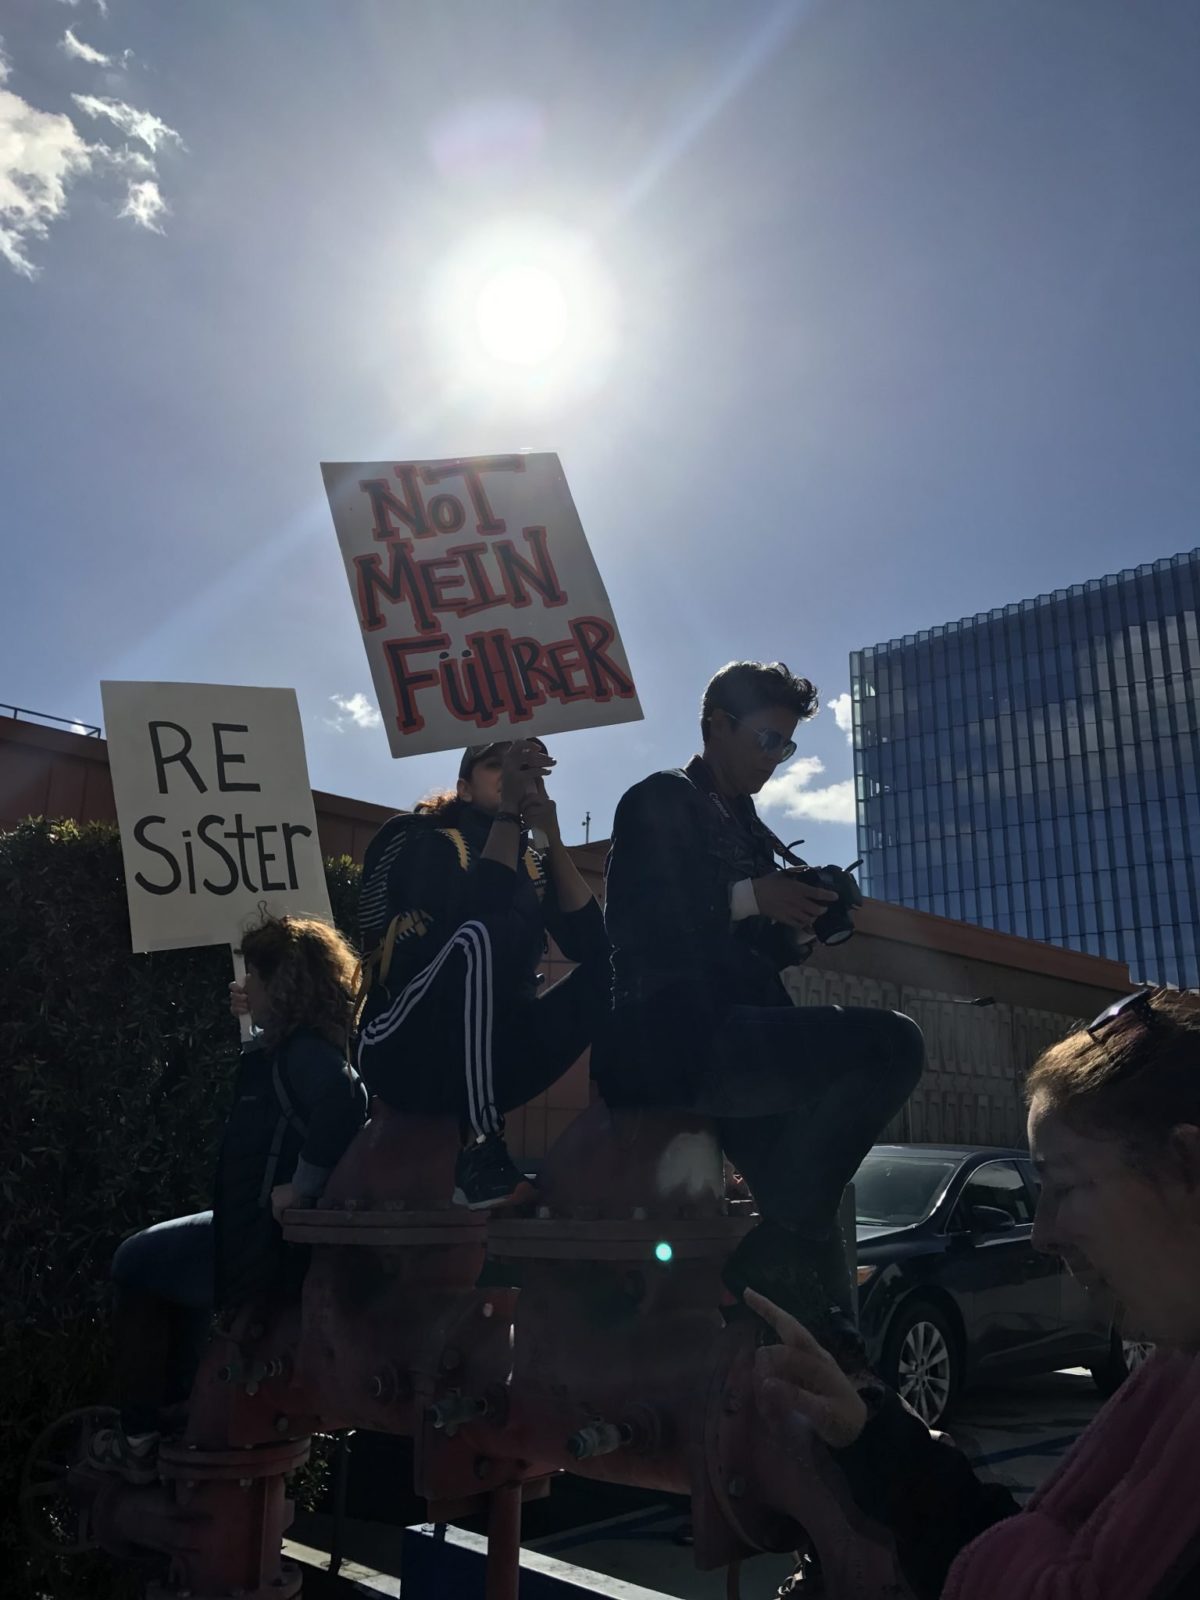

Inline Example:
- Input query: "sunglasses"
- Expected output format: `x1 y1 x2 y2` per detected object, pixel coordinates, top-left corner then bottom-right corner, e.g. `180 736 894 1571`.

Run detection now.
1086 986 1161 1040
726 714 797 764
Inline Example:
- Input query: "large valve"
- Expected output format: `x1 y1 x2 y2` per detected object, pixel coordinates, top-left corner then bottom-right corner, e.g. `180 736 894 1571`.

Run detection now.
26 1101 911 1599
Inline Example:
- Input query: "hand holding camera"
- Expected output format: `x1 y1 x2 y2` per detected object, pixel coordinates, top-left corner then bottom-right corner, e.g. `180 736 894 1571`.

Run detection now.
753 861 864 945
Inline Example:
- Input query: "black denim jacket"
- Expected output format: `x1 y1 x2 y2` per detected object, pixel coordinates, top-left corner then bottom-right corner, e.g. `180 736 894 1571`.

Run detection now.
595 756 811 1106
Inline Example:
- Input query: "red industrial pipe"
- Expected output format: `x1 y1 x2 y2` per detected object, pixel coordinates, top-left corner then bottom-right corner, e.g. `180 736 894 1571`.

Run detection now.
33 1100 911 1598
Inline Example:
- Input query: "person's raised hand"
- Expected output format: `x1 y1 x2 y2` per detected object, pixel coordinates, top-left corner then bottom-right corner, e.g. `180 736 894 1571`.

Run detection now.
500 740 555 813
747 1289 869 1450
751 873 838 931
270 1182 298 1221
521 778 561 846
229 980 251 1018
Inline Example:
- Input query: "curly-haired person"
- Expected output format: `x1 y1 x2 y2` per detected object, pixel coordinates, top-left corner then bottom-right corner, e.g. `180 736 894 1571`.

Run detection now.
88 914 367 1483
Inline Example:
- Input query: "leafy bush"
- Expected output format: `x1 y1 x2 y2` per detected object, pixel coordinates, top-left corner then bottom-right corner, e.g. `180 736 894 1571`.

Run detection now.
0 818 360 1598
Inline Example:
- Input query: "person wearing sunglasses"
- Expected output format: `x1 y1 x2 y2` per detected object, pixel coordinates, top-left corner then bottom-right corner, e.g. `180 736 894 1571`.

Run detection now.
755 987 1200 1600
596 660 924 1343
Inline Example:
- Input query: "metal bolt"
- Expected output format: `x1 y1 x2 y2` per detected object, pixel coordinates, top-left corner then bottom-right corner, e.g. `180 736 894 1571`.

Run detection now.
536 1205 552 1220
238 1478 252 1487
481 1302 494 1319
728 1475 746 1498
275 1416 290 1434
631 1206 647 1221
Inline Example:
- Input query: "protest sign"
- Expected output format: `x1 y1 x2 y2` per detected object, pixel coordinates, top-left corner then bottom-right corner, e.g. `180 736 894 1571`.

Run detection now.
321 452 642 758
101 681 332 956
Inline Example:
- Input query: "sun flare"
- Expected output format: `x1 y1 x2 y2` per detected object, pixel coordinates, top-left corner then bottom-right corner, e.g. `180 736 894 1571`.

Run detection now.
429 219 616 404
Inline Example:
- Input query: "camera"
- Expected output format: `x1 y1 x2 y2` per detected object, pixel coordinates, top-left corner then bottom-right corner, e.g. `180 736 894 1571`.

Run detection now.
788 860 864 946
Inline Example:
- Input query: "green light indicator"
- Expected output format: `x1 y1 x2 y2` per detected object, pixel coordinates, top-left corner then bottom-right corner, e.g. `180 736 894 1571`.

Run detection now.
654 1241 674 1263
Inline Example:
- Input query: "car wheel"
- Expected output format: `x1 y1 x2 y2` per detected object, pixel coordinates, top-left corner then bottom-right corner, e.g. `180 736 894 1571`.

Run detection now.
1090 1328 1155 1398
881 1299 960 1429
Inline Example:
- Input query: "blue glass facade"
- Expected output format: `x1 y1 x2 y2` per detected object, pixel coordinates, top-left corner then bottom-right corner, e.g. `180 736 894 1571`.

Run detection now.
851 549 1200 990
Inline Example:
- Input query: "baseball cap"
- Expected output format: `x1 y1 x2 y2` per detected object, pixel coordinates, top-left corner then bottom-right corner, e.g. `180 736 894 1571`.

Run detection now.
458 737 548 782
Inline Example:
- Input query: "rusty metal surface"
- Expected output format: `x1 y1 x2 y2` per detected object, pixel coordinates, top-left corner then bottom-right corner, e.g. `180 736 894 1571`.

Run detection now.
66 1102 911 1600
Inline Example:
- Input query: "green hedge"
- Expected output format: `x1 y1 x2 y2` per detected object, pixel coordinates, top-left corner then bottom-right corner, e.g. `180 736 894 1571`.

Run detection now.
0 818 361 1599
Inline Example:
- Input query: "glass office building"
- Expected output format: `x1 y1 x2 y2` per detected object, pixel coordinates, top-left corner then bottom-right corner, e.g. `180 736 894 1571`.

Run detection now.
851 548 1200 990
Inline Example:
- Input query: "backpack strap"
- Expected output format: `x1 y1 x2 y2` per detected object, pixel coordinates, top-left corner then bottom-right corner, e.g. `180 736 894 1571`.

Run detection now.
257 1050 309 1206
522 845 547 900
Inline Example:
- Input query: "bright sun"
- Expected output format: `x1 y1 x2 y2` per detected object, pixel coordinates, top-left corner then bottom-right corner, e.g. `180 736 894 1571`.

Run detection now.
429 219 616 404
474 264 569 367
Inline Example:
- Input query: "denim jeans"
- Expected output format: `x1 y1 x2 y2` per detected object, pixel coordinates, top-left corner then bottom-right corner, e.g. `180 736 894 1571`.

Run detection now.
110 1210 214 1433
694 1005 924 1239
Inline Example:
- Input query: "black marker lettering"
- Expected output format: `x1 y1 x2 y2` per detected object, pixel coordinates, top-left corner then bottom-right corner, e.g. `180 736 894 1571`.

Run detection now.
148 722 206 796
133 816 182 894
213 724 259 792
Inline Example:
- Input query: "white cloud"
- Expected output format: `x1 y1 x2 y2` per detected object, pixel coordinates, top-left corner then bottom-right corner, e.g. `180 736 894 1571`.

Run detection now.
57 0 109 17
327 693 382 732
828 691 853 744
121 177 166 231
61 27 110 66
759 755 858 825
71 95 183 154
0 81 93 278
0 31 183 276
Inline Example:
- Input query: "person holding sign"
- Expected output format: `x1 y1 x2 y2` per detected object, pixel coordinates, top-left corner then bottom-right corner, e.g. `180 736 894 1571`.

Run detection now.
596 661 924 1345
88 914 366 1483
356 738 609 1209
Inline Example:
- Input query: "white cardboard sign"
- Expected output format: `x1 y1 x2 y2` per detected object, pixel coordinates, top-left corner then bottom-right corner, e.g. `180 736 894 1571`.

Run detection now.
321 452 642 758
101 681 332 954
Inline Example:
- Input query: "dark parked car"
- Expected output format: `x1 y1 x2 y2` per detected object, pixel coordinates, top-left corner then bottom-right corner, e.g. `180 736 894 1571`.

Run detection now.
855 1144 1152 1427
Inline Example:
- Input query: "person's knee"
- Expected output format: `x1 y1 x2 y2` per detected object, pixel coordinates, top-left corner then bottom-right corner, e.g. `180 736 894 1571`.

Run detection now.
886 1010 925 1091
111 1227 150 1288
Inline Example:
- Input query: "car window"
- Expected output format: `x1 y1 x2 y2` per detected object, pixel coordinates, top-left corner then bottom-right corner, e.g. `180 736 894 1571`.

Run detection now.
853 1152 961 1227
955 1160 1033 1228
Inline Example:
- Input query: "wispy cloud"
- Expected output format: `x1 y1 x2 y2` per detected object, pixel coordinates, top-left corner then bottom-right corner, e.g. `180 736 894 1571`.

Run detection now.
121 178 166 231
827 691 853 744
759 755 857 825
60 27 110 66
0 62 94 278
327 693 382 732
0 33 183 275
57 0 110 18
71 95 183 154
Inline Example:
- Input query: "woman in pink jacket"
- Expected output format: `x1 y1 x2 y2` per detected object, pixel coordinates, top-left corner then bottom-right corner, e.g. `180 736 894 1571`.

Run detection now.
755 988 1200 1600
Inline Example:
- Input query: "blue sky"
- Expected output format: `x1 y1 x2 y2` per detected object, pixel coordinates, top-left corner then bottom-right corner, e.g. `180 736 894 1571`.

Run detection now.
2 0 1198 865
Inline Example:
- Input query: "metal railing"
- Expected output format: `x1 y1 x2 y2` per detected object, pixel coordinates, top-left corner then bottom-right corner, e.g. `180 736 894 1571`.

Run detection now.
0 703 101 737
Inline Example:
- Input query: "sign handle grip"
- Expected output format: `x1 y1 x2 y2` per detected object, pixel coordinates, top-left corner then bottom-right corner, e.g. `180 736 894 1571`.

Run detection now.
230 946 254 1046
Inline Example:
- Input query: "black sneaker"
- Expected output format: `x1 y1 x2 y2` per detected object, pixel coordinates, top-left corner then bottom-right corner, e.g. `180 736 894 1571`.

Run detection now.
722 1220 829 1333
453 1134 536 1211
